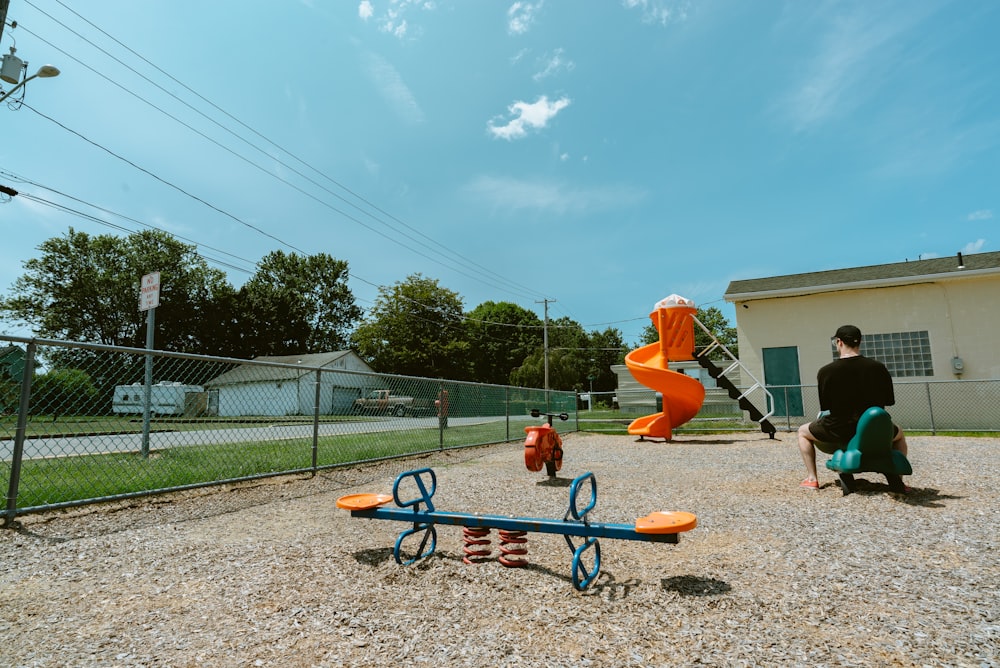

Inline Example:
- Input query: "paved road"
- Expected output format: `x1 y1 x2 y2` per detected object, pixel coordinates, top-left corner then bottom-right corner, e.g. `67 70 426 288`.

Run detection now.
1 415 543 460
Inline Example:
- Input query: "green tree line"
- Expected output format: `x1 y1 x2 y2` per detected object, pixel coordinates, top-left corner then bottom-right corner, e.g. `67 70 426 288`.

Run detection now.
1 229 736 396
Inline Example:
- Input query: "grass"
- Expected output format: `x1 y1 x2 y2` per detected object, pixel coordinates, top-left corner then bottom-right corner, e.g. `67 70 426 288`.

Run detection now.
5 421 521 509
578 409 759 435
0 414 367 439
576 410 1000 438
8 411 994 512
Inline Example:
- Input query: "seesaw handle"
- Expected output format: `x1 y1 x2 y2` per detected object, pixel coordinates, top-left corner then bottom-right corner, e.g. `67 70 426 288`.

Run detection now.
393 467 437 512
566 472 597 521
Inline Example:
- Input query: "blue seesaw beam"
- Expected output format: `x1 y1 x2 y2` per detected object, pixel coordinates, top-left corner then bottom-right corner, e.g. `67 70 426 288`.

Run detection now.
337 467 696 590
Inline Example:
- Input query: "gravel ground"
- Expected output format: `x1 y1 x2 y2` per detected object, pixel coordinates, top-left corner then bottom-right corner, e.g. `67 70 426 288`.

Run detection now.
1 431 997 667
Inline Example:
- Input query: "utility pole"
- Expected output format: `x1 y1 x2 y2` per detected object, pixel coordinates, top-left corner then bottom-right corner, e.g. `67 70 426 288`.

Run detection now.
0 1 10 45
536 298 555 391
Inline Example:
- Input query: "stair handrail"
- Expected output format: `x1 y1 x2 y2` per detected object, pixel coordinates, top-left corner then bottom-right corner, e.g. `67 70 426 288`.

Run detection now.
690 315 775 423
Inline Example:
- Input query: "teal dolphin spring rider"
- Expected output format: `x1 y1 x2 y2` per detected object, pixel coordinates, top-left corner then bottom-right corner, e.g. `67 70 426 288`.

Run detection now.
822 407 912 495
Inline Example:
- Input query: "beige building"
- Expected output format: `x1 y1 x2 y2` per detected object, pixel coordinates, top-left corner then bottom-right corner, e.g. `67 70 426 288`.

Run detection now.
724 251 1000 429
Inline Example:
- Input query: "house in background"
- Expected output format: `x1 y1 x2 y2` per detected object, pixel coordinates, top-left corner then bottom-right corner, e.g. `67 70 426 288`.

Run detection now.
612 361 739 417
1 345 26 413
1 345 25 382
205 351 374 417
724 250 1000 429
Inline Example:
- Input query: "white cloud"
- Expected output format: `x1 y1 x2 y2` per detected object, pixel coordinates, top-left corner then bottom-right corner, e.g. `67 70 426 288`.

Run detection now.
487 95 570 140
359 0 435 40
962 239 986 254
464 175 646 215
362 154 380 176
364 53 425 124
508 1 543 35
533 48 574 82
622 0 688 27
778 7 929 132
968 210 994 221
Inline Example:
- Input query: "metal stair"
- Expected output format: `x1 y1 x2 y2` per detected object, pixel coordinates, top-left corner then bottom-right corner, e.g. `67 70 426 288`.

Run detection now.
691 316 777 438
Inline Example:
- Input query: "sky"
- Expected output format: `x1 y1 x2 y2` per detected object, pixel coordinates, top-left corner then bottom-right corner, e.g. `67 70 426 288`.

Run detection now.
1 0 997 345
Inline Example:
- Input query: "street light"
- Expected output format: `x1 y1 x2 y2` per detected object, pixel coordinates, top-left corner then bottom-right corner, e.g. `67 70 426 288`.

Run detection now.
0 62 60 105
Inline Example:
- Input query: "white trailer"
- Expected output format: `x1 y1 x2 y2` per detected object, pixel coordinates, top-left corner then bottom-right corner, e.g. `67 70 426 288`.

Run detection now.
112 382 204 416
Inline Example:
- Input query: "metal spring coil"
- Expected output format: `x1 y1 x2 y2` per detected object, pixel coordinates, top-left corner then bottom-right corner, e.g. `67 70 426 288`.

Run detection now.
497 529 528 567
462 526 491 564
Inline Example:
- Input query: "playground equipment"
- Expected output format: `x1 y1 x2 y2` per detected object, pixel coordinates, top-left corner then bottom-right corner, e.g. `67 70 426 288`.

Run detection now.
337 467 697 591
523 408 569 477
823 407 912 495
626 296 705 440
626 294 776 440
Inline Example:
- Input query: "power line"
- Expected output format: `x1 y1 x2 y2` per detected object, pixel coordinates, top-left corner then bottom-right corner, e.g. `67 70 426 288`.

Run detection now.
2 168 259 272
46 0 545 302
19 4 548 302
9 7 669 334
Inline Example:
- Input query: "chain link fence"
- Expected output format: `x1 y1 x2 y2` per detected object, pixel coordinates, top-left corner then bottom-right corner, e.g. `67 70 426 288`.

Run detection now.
1 336 577 524
581 381 1000 435
765 381 1000 433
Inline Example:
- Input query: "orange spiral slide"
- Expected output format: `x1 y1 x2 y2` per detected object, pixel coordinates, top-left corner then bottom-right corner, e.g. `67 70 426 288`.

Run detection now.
626 296 706 441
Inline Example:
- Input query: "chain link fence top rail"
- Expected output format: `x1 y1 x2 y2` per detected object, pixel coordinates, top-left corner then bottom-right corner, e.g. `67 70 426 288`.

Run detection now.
1 336 577 522
755 381 1000 433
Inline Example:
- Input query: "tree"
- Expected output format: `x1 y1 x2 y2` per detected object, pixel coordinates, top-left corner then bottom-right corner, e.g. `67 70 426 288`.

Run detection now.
235 251 362 357
0 228 234 353
464 301 543 385
640 306 738 358
351 274 470 379
30 368 99 417
510 317 591 390
585 327 627 393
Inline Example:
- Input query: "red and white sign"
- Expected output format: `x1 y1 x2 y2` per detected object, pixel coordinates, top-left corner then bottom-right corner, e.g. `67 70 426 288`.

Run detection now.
139 271 160 311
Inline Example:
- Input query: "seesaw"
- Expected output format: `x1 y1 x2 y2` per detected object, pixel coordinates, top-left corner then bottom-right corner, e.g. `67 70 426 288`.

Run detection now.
337 467 697 591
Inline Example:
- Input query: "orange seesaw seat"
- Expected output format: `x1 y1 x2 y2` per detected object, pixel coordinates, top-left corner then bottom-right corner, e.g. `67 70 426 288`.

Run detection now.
634 511 697 534
336 493 393 510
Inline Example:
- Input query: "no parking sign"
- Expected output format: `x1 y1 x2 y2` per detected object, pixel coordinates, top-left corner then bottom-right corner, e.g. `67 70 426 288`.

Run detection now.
139 272 160 311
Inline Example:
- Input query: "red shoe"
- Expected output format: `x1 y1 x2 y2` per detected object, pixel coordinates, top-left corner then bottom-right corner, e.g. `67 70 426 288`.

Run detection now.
799 478 819 490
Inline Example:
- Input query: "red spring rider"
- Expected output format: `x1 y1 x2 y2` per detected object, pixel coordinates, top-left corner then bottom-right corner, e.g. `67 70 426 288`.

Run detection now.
524 408 569 477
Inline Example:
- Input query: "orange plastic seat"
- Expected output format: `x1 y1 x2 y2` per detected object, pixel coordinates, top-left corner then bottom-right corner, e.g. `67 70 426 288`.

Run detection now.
336 493 393 510
634 511 697 534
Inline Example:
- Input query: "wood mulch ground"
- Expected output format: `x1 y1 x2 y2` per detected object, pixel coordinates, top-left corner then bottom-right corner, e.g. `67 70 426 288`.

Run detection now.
1 431 997 667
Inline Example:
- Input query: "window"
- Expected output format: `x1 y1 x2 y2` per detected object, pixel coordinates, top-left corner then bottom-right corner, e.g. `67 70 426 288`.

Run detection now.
833 330 933 377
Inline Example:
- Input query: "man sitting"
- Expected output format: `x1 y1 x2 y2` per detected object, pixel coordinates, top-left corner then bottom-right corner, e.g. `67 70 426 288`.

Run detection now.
796 325 909 489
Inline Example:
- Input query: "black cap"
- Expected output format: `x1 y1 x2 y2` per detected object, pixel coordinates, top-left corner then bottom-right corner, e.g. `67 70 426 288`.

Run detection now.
834 325 862 347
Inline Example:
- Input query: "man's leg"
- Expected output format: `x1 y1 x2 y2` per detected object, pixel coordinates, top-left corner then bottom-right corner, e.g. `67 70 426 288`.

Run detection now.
892 425 908 456
797 422 820 483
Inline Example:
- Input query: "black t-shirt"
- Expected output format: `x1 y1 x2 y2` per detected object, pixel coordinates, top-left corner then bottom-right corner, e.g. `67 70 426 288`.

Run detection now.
816 355 894 441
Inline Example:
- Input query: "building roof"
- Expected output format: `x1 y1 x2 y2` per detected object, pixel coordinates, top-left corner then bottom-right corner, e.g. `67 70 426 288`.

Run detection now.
205 351 363 386
725 251 1000 301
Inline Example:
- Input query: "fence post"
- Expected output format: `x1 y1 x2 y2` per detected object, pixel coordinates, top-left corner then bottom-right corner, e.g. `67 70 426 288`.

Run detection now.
4 341 36 528
575 392 580 431
784 387 792 432
505 386 510 442
312 369 321 470
438 382 445 449
140 309 155 459
925 382 936 435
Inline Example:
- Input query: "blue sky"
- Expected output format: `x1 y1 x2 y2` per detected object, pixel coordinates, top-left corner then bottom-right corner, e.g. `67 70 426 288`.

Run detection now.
1 0 997 344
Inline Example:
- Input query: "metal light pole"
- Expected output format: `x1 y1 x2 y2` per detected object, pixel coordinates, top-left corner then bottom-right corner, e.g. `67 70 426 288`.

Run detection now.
0 61 60 104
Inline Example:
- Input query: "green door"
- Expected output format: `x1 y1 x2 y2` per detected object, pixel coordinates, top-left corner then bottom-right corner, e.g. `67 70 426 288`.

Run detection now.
762 347 803 417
